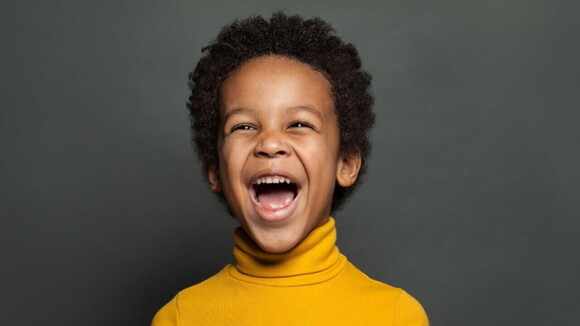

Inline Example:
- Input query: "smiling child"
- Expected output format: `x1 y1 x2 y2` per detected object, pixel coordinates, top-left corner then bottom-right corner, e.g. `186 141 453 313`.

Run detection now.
152 12 429 326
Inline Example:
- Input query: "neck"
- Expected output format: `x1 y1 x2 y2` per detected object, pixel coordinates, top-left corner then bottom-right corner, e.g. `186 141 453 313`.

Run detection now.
229 217 346 286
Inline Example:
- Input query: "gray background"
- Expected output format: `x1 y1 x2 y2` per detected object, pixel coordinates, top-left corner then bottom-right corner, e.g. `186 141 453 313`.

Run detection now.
1 0 578 325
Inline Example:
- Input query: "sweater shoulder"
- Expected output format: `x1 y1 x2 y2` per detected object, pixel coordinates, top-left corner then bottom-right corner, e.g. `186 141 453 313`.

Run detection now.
177 265 233 302
341 261 401 296
342 261 429 325
394 290 430 326
151 266 233 326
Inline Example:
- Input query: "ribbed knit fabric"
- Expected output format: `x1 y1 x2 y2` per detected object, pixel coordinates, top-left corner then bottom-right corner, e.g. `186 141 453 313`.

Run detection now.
152 218 429 326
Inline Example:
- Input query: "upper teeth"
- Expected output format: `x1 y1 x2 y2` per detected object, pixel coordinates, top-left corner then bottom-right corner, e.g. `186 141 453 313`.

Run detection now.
255 177 292 185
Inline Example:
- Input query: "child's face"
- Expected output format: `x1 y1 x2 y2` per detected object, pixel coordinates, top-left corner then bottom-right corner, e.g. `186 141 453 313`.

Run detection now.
207 56 361 253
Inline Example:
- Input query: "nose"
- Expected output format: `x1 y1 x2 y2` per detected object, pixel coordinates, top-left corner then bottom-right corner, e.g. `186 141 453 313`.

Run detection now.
254 130 291 158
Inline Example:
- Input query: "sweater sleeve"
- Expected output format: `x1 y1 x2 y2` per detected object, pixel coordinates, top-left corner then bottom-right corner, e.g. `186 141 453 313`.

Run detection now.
394 290 429 326
151 296 179 326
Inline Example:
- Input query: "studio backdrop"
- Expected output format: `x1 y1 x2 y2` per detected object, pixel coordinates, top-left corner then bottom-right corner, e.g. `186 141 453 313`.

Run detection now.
1 0 578 325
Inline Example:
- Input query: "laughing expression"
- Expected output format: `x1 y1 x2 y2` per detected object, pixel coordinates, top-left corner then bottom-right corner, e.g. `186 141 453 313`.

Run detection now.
206 55 361 253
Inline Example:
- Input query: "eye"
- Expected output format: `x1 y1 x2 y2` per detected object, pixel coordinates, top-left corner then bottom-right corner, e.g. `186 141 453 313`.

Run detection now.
288 121 314 129
230 124 256 132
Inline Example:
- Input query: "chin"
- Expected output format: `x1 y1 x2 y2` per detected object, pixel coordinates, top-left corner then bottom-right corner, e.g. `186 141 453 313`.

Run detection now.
250 227 305 253
258 240 298 254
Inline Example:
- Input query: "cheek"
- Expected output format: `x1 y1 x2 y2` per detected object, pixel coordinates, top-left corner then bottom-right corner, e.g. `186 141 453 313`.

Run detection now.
216 139 236 180
299 138 339 176
219 139 251 178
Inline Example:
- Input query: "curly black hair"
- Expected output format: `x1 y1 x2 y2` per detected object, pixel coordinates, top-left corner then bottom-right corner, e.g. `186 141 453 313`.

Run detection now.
188 12 375 212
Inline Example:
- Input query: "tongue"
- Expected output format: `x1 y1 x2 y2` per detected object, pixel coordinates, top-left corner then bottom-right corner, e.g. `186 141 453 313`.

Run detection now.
257 188 294 210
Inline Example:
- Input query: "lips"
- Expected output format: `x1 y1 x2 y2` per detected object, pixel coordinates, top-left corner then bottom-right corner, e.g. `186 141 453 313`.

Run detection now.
248 173 301 222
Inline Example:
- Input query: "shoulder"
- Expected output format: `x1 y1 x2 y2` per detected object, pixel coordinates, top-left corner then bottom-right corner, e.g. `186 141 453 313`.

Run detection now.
151 295 178 326
393 289 430 326
150 266 232 326
343 262 429 325
175 266 237 312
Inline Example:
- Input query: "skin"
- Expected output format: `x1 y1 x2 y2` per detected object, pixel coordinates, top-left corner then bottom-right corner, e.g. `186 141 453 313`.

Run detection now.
206 55 361 253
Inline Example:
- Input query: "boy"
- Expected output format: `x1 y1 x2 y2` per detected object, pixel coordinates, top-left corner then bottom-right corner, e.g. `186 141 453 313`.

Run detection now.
153 12 428 325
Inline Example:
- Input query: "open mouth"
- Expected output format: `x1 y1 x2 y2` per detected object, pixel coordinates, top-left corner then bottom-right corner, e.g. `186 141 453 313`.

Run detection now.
251 176 299 211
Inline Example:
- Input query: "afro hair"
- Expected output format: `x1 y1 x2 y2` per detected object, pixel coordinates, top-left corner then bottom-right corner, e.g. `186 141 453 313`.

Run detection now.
188 12 375 212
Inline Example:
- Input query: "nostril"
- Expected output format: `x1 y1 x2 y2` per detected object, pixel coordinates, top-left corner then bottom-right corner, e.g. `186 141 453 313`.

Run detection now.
256 149 288 158
257 150 271 158
254 132 291 158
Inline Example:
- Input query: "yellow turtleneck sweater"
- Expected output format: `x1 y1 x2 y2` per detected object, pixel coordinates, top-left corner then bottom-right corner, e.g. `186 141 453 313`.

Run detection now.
152 218 429 325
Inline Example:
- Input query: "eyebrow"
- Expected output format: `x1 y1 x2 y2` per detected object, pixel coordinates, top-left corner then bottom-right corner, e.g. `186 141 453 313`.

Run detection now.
222 107 253 122
284 105 324 120
222 105 324 122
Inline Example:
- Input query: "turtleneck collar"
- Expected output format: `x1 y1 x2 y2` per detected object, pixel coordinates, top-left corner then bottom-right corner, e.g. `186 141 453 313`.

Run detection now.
227 217 347 286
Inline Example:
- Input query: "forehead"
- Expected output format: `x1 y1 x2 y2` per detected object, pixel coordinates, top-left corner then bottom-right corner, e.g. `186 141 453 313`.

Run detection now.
218 56 334 116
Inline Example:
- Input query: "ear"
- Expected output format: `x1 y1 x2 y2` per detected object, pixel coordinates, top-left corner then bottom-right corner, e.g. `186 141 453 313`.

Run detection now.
335 150 362 187
205 163 222 193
